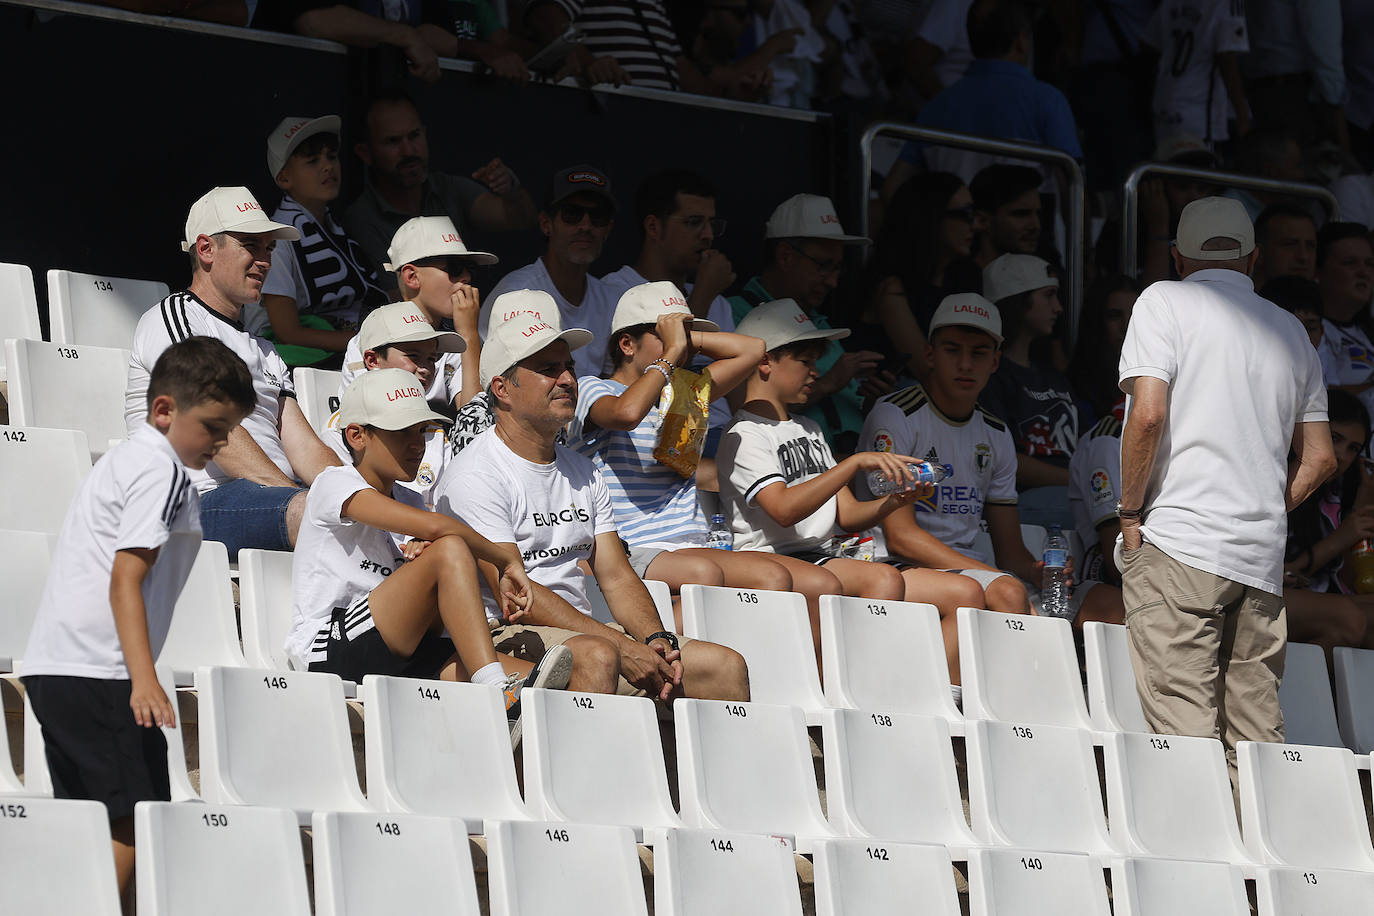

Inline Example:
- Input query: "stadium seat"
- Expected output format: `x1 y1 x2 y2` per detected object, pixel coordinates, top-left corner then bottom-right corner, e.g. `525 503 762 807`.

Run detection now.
0 796 120 914
811 838 961 916
157 537 246 686
5 339 130 458
818 708 978 854
0 425 91 535
1101 731 1251 867
1109 857 1248 916
486 819 648 916
957 606 1093 730
0 704 22 794
0 261 42 383
294 366 342 437
196 665 370 823
655 827 803 916
46 269 169 348
1255 865 1374 916
0 529 55 672
237 548 295 671
674 698 836 851
681 584 826 721
360 675 528 831
1332 646 1374 754
522 687 683 842
1277 641 1343 747
1237 740 1374 871
585 574 676 633
1083 621 1148 733
818 596 962 726
964 719 1115 857
312 810 482 916
135 801 311 916
966 847 1111 916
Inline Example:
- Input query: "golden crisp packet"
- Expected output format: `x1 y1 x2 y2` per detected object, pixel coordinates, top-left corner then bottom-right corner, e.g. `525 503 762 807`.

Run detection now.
653 366 712 478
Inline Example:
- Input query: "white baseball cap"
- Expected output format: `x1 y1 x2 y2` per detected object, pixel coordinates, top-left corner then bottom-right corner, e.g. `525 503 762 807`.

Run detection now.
982 254 1058 303
735 298 850 351
927 293 1004 344
181 187 300 252
764 193 869 244
337 368 451 430
357 301 466 354
479 290 594 388
266 115 341 177
383 216 498 271
1176 196 1256 260
611 281 720 335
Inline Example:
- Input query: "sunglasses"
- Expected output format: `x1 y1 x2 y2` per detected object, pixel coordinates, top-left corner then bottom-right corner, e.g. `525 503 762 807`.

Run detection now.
557 202 614 227
415 256 476 279
944 205 976 223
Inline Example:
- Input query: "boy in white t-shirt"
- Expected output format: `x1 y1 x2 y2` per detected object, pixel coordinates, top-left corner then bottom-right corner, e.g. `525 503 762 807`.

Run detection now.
22 337 256 900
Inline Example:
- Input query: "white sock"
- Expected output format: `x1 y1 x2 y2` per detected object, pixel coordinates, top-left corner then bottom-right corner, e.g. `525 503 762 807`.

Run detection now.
950 684 962 706
471 662 506 687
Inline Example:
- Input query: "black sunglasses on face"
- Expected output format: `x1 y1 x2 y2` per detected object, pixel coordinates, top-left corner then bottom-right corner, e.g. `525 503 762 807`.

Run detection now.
416 257 475 279
557 202 614 227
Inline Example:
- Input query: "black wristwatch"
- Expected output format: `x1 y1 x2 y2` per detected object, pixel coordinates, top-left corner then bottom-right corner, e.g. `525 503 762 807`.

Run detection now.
644 630 680 651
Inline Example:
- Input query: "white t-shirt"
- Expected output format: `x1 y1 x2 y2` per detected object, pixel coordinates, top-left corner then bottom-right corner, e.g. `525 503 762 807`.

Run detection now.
718 410 838 554
285 464 425 666
1067 415 1123 553
338 330 464 411
126 292 296 494
1145 0 1249 144
1319 319 1374 421
435 428 617 621
1119 269 1327 594
916 0 973 89
857 384 1018 554
481 258 620 381
323 412 450 508
22 425 201 679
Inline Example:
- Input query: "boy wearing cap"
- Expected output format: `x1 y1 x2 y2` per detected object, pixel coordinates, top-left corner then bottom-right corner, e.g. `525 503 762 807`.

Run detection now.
126 186 342 561
286 368 571 742
256 114 390 368
25 337 255 899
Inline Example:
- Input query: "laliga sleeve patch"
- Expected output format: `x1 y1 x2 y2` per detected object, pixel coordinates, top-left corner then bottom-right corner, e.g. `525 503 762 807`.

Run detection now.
872 430 894 453
1089 467 1116 505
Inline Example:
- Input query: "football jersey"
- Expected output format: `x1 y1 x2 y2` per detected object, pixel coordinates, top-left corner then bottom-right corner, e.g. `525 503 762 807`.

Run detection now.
1146 0 1249 143
1067 415 1122 552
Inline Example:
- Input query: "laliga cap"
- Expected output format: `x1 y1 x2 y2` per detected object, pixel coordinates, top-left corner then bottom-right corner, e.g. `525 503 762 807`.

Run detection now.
1175 196 1256 260
479 290 594 388
337 368 451 430
357 302 466 355
927 293 1003 344
764 193 869 244
735 298 850 351
266 115 341 178
548 165 616 208
611 281 719 335
383 216 498 271
982 254 1058 303
182 187 300 252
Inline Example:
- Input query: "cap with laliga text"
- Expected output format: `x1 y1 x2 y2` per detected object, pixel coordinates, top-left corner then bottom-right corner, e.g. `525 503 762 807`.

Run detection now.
479 290 594 388
182 187 301 252
548 165 616 209
384 216 498 271
1175 196 1256 260
266 115 341 178
764 193 869 244
982 254 1058 304
338 368 452 430
611 281 719 335
927 293 1004 344
357 301 466 355
734 298 850 352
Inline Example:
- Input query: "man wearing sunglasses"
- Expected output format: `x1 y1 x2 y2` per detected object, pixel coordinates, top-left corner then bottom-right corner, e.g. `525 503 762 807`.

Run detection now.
481 165 620 381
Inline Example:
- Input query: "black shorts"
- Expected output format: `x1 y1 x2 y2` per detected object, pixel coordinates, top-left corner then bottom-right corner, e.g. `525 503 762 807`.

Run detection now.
307 607 457 682
21 675 170 821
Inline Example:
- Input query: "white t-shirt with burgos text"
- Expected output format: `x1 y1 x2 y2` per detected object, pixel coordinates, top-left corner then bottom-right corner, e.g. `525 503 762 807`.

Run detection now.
857 384 1018 554
285 464 425 667
1119 269 1327 594
1068 414 1123 552
339 332 464 411
434 428 617 621
22 425 201 679
718 410 839 554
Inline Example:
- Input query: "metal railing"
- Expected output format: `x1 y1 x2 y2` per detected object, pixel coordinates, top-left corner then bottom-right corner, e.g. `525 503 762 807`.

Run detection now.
859 122 1086 348
1121 163 1340 277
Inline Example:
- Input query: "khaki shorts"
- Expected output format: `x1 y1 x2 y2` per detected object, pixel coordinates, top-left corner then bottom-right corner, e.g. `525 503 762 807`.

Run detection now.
490 620 693 697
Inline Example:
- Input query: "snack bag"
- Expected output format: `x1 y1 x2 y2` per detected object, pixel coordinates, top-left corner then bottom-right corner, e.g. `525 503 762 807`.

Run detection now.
653 366 712 478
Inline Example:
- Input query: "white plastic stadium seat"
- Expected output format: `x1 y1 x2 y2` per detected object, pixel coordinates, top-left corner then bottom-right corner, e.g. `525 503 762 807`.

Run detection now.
818 708 978 854
1237 740 1374 871
1255 865 1374 916
1277 641 1343 747
196 666 370 823
585 574 676 632
957 607 1093 730
681 584 826 720
312 811 482 916
0 425 91 535
0 529 56 672
811 838 961 916
361 675 528 830
819 596 962 726
1110 857 1249 916
1083 622 1148 732
522 688 683 842
0 797 120 915
1332 646 1374 754
966 847 1111 916
5 339 130 458
46 268 169 348
674 699 836 851
237 548 295 671
0 261 42 381
0 705 23 794
655 827 802 916
486 819 648 916
135 801 311 916
294 366 343 437
157 537 247 686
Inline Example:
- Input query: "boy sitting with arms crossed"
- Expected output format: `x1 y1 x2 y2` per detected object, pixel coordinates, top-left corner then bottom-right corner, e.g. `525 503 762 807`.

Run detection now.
22 337 257 907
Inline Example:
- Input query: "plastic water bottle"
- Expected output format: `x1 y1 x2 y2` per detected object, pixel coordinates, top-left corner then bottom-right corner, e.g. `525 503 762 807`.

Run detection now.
1354 539 1374 594
867 462 954 496
706 514 733 550
1040 525 1071 618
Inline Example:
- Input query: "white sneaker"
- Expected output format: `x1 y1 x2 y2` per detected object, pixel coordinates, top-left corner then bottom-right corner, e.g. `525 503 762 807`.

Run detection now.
504 644 574 748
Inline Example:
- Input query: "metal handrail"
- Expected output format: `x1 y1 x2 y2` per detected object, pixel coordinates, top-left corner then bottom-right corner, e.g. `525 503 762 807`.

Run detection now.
1121 163 1340 278
858 121 1086 349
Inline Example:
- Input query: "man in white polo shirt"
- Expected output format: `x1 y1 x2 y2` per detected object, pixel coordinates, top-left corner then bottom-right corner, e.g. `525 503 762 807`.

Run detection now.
126 186 342 560
1118 196 1334 782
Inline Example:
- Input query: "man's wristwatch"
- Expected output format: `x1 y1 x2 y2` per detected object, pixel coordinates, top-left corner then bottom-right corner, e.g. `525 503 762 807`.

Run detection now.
644 630 680 651
1116 503 1143 520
